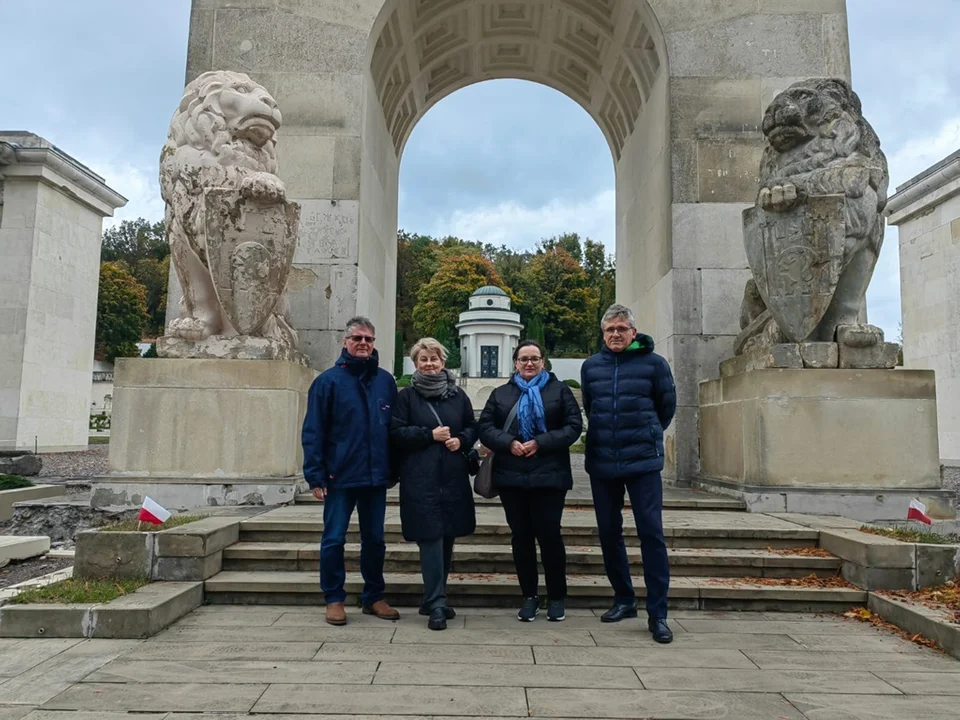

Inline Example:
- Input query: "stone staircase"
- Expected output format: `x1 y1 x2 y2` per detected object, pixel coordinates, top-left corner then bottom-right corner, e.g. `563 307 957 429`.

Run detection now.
206 478 867 612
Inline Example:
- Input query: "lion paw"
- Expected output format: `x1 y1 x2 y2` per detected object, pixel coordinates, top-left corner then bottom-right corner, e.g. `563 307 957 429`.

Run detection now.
240 173 286 204
759 183 798 212
168 317 211 342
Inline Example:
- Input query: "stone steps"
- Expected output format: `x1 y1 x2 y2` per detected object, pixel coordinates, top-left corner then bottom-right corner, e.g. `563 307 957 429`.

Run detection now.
222 541 840 578
203 570 865 612
238 510 819 550
295 487 746 511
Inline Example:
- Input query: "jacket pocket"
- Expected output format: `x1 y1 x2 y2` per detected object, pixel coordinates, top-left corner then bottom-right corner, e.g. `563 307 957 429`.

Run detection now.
649 425 663 457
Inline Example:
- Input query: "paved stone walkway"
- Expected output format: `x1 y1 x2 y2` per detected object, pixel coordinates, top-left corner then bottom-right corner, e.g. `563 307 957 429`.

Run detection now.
0 606 958 718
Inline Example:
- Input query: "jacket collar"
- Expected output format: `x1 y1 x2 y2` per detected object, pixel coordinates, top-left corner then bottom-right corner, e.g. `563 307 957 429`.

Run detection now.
337 347 380 377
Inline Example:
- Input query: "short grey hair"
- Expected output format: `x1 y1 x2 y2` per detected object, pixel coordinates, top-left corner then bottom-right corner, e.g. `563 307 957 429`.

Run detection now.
344 316 375 338
600 304 636 330
409 337 448 363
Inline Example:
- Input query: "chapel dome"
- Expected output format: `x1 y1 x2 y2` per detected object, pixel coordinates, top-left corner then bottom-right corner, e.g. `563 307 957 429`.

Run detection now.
472 285 508 297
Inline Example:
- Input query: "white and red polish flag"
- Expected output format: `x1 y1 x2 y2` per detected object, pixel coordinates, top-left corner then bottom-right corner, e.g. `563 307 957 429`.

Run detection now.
137 496 172 525
907 498 933 525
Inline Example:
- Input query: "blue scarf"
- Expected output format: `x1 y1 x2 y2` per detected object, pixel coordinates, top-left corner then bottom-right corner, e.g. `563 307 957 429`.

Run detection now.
514 370 549 441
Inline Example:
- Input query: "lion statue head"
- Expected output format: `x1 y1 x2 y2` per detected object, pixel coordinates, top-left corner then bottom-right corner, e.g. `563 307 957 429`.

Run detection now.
161 70 282 177
759 78 887 209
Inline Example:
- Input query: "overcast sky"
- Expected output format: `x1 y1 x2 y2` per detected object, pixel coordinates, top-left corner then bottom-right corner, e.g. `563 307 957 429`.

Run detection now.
3 0 958 340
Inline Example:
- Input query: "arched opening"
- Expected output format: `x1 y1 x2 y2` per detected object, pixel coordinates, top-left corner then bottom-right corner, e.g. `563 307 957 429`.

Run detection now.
356 0 671 375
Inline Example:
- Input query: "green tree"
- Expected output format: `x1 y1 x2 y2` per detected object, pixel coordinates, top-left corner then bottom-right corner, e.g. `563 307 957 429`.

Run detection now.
583 237 616 352
101 218 168 264
396 230 441 347
413 254 509 340
538 232 583 263
95 262 148 362
126 255 169 338
433 319 462 370
523 248 598 355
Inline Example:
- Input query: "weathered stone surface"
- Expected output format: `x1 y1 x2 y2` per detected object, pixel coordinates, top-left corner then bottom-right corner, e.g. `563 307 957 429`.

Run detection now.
253 684 528 716
837 324 900 368
786 693 960 719
873 671 960 695
635 667 900 694
799 342 839 368
155 517 240 557
0 638 83 676
915 543 960 589
0 535 49 564
0 605 97 639
0 485 64 522
868 592 960 660
88 659 377 685
158 70 302 359
533 646 758 668
153 552 222 582
841 563 916 591
745 650 960 672
819 529 915 569
42 682 266 713
316 642 533 665
121 640 321 661
73 531 152 580
527 688 805 719
0 453 41 476
719 344 802 376
737 79 889 352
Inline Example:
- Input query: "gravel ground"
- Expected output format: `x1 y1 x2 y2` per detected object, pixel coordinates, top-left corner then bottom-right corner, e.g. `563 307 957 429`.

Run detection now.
38 445 109 480
0 555 73 589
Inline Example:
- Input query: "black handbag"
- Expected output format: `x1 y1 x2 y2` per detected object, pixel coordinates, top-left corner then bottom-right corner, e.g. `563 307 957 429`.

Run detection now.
472 400 520 499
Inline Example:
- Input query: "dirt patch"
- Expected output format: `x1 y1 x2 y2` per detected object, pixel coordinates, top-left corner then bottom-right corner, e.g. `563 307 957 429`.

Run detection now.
38 445 109 480
0 555 73 589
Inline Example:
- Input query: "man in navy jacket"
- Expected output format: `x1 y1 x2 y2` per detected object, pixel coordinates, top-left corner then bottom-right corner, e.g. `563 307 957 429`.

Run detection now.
301 316 400 626
581 304 677 643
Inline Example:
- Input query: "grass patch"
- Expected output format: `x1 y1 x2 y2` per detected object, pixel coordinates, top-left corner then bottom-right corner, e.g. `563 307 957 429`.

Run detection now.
569 442 585 454
88 436 110 445
860 525 959 545
0 475 34 490
10 577 149 605
100 514 208 533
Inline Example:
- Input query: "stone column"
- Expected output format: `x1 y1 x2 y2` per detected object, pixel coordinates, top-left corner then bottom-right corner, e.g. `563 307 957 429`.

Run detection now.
0 133 126 452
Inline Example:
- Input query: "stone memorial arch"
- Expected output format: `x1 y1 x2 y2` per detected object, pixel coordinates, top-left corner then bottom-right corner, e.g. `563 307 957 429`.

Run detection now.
180 0 852 482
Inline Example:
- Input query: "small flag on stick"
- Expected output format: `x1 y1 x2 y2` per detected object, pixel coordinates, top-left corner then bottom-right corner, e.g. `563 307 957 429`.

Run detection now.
907 498 932 525
137 496 172 526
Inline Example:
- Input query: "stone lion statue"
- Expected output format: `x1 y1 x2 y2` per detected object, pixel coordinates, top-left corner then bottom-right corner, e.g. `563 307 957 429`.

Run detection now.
159 70 298 352
738 77 889 354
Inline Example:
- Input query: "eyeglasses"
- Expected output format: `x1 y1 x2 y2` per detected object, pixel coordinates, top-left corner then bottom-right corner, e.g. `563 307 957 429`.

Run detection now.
347 335 375 343
517 357 542 364
603 326 633 335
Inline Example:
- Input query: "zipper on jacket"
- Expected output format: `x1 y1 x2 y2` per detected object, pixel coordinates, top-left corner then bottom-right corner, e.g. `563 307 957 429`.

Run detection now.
650 425 661 457
613 354 620 469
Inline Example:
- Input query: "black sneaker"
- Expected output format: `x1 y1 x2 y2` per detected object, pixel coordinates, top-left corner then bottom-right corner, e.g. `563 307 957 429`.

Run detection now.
517 596 539 622
547 600 566 622
648 617 674 644
419 604 456 619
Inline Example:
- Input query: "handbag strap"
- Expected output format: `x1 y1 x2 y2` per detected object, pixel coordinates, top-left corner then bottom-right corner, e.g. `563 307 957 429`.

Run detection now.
426 402 443 427
502 399 521 433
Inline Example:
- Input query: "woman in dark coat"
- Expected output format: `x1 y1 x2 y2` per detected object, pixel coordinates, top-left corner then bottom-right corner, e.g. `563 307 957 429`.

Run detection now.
477 340 583 623
390 337 476 630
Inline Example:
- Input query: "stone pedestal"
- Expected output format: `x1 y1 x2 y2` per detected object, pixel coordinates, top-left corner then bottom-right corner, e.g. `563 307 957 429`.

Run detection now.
697 368 955 522
96 358 316 510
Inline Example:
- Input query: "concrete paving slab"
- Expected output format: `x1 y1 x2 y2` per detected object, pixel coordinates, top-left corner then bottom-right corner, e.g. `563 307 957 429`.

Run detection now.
785 693 959 720
873 671 960 694
315 642 534 665
373 661 642 688
252 684 529 716
533 646 756 668
121 640 322 661
0 537 49 564
675 618 856 634
589 629 802 650
463 615 660 630
0 639 83 677
41 682 266 713
150 624 396 643
165 609 286 626
0 640 141 705
635 667 901 694
391 627 595 646
267 610 466 629
787 632 932 652
0 708 33 720
526 688 805 719
86 658 377 684
20 713 167 720
745 650 960 672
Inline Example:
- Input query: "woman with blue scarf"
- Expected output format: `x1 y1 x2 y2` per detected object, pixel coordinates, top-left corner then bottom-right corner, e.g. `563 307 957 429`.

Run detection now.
478 340 583 623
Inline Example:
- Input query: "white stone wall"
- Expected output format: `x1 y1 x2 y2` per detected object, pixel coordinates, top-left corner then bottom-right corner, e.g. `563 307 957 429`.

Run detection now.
889 153 960 461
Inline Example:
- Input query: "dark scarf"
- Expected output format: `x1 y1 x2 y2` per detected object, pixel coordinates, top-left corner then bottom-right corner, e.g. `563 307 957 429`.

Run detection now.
338 348 380 378
411 368 457 399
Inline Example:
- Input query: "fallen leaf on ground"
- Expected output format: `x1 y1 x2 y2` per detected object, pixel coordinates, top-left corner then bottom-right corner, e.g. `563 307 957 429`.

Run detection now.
765 546 836 558
842 604 944 652
704 573 853 589
878 580 960 624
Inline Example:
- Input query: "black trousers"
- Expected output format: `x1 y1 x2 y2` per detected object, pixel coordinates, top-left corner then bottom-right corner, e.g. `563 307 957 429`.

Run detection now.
498 487 567 601
418 536 455 610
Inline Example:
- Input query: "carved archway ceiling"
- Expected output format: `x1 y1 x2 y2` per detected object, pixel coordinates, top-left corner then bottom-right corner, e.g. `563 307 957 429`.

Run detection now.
371 0 662 159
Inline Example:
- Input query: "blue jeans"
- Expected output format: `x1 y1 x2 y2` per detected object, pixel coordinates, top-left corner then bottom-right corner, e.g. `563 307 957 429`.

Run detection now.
590 471 670 620
320 486 387 605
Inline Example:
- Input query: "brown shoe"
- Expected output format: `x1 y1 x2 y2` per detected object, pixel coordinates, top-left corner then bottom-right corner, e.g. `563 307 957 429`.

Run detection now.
362 599 400 621
325 602 347 626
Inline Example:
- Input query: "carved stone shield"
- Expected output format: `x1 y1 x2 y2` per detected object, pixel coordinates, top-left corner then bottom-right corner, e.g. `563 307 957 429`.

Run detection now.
204 189 300 335
743 195 846 342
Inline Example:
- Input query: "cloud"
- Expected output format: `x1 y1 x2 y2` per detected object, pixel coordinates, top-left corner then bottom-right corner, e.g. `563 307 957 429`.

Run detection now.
432 188 615 252
886 116 960 189
95 161 165 228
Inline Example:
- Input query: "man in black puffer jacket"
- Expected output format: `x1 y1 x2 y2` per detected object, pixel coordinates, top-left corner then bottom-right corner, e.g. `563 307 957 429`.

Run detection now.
581 303 677 643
